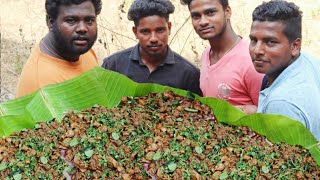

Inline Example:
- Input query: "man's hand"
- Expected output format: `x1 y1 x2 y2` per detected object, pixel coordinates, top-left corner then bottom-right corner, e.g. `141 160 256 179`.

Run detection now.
236 105 258 114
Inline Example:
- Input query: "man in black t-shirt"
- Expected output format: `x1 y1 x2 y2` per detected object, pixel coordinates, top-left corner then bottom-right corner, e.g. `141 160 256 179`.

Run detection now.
101 0 202 96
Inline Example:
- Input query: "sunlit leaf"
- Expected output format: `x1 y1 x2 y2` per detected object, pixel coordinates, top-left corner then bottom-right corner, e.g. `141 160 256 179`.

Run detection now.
13 174 22 180
220 172 228 179
262 166 269 174
69 138 79 147
40 156 48 164
0 163 7 171
195 146 202 154
167 162 177 172
84 149 94 158
112 132 120 140
153 151 162 161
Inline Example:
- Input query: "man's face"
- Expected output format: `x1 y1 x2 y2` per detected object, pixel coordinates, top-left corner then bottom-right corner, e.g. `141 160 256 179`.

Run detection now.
189 0 230 40
249 21 300 77
51 1 97 56
133 15 171 59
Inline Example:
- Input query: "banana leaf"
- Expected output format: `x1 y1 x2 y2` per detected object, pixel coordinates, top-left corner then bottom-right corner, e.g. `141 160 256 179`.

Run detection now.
0 67 319 165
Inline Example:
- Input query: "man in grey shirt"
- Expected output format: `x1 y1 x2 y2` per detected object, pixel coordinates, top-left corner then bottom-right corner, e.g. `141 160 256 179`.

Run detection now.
101 0 202 96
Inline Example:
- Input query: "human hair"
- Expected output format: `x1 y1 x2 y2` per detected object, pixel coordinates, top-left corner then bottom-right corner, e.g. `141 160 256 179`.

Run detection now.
252 0 302 43
45 0 102 23
128 0 175 26
180 0 229 10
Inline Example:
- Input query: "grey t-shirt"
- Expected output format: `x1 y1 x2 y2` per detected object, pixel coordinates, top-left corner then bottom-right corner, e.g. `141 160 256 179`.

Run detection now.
102 44 202 96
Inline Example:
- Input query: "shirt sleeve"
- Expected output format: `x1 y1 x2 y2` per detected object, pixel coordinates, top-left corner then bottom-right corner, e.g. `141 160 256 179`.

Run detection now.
15 54 41 98
263 100 308 128
188 70 203 96
16 66 38 98
101 56 115 71
181 63 203 96
244 65 264 105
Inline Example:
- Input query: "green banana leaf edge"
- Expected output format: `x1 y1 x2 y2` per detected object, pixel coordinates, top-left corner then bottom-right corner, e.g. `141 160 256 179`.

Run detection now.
0 67 319 165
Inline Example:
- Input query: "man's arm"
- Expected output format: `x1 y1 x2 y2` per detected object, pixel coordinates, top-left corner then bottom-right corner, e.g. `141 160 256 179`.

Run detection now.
263 100 308 128
189 74 203 96
236 105 257 114
16 73 37 98
183 67 203 96
101 57 116 71
16 61 39 98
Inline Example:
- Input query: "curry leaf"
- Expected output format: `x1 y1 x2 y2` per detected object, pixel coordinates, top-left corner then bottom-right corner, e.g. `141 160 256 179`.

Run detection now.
40 156 48 164
184 108 198 113
69 138 79 147
112 132 120 140
262 166 269 174
153 151 162 161
195 146 203 154
84 149 94 158
220 172 228 179
13 174 22 180
186 91 195 100
167 162 177 172
34 124 41 129
0 163 7 171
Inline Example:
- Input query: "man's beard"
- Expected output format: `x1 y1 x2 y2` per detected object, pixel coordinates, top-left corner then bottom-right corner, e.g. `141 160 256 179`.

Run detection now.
214 21 227 40
142 45 167 60
200 18 228 41
52 25 97 58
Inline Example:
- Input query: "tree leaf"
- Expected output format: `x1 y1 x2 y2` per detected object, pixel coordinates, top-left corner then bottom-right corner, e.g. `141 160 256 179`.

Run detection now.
0 67 319 165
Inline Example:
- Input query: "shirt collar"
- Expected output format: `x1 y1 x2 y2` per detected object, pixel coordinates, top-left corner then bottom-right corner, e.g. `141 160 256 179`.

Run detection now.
260 75 269 91
129 44 176 66
260 55 302 96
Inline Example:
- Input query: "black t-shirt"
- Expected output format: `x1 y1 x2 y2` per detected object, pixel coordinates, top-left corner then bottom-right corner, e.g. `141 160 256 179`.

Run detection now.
102 44 202 96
